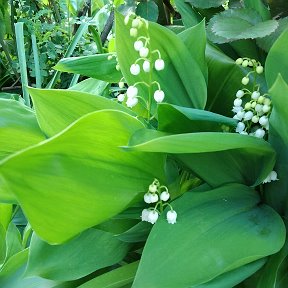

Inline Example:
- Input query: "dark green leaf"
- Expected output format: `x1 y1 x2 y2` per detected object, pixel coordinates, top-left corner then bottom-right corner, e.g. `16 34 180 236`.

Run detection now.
243 0 270 20
174 0 202 27
117 221 151 243
136 1 159 22
186 0 226 9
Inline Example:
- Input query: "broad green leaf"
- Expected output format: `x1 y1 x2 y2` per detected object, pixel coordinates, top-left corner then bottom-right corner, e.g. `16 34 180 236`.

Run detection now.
53 54 122 83
186 0 226 9
253 239 288 287
136 0 158 22
265 29 288 88
0 204 12 230
197 259 266 288
77 261 139 288
157 103 236 133
29 87 135 137
26 229 130 281
0 224 5 264
126 130 276 187
0 110 165 243
117 221 151 243
4 223 22 262
179 20 208 83
0 99 45 159
133 184 285 287
174 0 203 27
243 0 270 20
207 9 278 43
68 78 108 96
0 92 22 102
265 75 288 215
115 12 207 110
256 17 288 52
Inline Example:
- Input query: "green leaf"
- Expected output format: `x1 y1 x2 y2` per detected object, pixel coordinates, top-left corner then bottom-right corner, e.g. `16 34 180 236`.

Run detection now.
117 221 151 243
265 75 288 215
243 0 270 20
207 9 278 44
68 78 108 96
0 249 62 288
186 0 226 9
0 204 12 230
136 0 159 22
133 184 285 287
157 103 236 133
126 130 276 187
77 261 139 288
0 224 5 264
0 99 45 160
0 110 165 243
53 54 122 83
174 0 202 27
26 229 130 281
179 19 208 83
115 12 207 109
4 223 22 262
265 29 288 88
29 87 135 137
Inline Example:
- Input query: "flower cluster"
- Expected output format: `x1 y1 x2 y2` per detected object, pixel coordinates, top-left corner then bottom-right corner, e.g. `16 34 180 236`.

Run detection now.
263 170 278 184
116 13 166 109
141 179 177 225
233 58 272 138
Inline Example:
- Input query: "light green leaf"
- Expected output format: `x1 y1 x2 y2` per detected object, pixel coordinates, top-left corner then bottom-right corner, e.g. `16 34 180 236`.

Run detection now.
186 0 226 9
68 78 108 96
77 261 139 288
179 19 208 83
0 204 12 230
265 75 288 215
53 54 122 83
0 99 45 160
26 229 130 281
29 87 135 137
207 9 278 44
136 0 158 22
265 29 288 88
115 12 207 110
0 110 165 243
126 130 276 187
133 184 285 287
157 103 236 133
0 224 5 264
4 223 22 262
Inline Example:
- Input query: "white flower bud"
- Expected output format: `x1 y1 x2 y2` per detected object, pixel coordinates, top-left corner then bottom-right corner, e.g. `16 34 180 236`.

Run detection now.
251 115 259 123
160 191 170 202
235 58 243 65
126 97 138 108
236 90 245 98
149 184 158 193
257 96 265 104
132 18 140 28
148 210 159 224
242 77 249 85
264 98 271 106
234 98 242 107
245 102 252 110
126 86 138 98
117 94 125 102
255 128 265 138
130 64 140 75
124 14 130 25
251 91 260 100
251 101 257 108
259 116 268 126
255 104 263 113
130 28 138 37
150 193 159 203
236 122 245 133
270 171 278 181
167 210 177 224
244 111 253 121
139 47 149 58
242 60 248 67
143 60 150 72
256 66 264 74
144 193 152 204
154 90 165 103
262 104 271 113
141 209 149 221
134 40 144 51
155 59 165 71
119 81 125 89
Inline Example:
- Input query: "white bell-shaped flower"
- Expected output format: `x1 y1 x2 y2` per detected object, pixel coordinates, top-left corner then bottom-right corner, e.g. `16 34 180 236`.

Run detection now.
254 128 265 138
150 193 159 203
148 210 159 224
149 184 158 193
126 86 138 98
139 47 149 58
130 64 140 75
236 122 245 133
251 91 260 100
155 59 165 71
134 40 144 51
244 111 253 121
236 90 244 98
160 191 170 202
256 66 264 74
259 116 268 126
144 193 152 204
270 171 278 181
262 104 271 113
141 209 149 222
167 210 177 224
126 97 138 108
233 98 242 107
130 28 138 37
242 77 249 85
154 90 165 103
143 60 150 72
117 94 125 102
